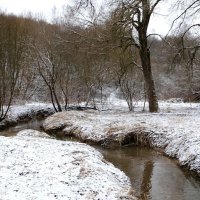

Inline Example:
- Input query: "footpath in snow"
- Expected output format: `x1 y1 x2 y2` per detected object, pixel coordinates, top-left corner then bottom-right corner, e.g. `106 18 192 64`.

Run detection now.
0 130 136 200
43 101 200 176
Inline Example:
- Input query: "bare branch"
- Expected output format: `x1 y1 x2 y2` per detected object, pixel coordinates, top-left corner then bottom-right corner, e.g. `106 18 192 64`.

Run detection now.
167 0 200 36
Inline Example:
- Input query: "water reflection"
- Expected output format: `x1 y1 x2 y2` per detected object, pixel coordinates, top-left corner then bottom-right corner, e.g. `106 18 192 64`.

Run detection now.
97 146 200 200
0 119 43 137
139 161 153 200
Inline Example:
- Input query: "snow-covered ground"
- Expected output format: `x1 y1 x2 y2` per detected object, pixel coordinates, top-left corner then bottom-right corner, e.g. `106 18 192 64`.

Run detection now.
0 130 136 200
1 94 200 199
0 102 54 130
7 102 54 121
43 99 200 176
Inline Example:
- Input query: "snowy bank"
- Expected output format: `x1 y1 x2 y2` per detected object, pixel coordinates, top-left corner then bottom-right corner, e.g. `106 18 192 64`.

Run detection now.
0 103 54 130
43 106 200 176
0 130 136 200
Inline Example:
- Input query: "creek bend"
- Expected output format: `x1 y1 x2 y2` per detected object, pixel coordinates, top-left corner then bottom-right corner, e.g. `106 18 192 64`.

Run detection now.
1 119 200 200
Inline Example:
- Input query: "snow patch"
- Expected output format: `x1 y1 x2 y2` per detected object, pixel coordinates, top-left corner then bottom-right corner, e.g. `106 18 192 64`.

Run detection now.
17 129 52 139
7 102 54 121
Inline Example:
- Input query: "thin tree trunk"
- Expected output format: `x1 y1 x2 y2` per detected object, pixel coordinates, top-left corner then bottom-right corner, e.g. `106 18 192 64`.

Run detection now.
52 88 62 112
50 90 58 112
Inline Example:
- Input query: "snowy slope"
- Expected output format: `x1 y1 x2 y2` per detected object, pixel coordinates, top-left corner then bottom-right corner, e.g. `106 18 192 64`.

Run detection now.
7 102 54 121
0 102 54 131
0 130 136 200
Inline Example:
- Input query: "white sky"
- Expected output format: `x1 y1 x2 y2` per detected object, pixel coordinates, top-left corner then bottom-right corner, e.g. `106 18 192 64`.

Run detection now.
0 0 175 35
0 0 71 21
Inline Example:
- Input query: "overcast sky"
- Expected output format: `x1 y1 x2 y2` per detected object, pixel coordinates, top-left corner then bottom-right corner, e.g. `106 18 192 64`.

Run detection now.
0 0 70 21
0 0 173 35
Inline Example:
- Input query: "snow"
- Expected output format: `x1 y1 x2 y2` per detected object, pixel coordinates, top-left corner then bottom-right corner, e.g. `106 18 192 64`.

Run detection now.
16 129 52 139
43 99 200 175
7 102 54 121
0 102 54 131
0 130 136 200
1 94 200 198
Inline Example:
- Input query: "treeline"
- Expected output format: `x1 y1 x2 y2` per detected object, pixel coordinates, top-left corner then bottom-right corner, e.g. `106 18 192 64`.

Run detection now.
0 9 199 120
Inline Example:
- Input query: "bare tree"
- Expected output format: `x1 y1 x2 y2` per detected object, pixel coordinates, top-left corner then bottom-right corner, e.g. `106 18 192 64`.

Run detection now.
31 23 63 112
0 14 29 121
112 0 162 112
167 1 200 100
73 0 160 112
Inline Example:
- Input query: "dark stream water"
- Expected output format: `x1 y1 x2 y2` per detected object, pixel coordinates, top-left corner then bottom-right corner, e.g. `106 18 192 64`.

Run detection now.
0 119 43 137
97 146 200 200
1 119 200 200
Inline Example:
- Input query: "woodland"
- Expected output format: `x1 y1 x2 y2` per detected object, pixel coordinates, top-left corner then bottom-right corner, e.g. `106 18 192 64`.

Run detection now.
0 0 200 120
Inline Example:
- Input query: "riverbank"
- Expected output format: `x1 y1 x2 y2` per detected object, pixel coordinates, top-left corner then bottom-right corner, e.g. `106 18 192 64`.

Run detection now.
0 103 54 130
0 130 136 200
42 102 200 176
1 101 200 199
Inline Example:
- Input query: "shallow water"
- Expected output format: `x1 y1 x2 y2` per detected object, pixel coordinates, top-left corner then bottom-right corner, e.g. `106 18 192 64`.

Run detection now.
97 146 200 200
1 120 200 200
0 119 43 137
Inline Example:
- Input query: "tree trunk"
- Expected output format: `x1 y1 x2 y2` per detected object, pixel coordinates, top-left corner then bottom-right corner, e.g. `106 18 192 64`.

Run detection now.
52 88 62 112
143 67 159 112
139 34 159 112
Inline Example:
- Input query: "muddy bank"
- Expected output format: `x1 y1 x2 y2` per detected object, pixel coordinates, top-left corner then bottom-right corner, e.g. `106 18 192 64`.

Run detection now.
42 110 200 177
0 103 54 131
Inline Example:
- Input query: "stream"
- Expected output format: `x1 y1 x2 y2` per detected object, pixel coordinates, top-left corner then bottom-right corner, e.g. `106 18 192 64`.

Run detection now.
1 119 200 200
